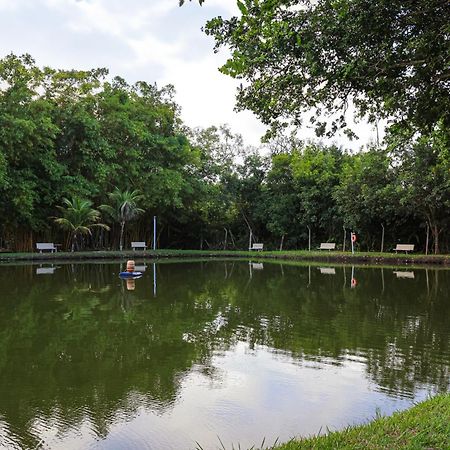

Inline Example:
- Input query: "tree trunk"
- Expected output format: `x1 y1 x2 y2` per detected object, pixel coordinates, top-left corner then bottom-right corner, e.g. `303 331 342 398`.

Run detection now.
380 223 385 253
279 234 285 251
433 224 439 254
119 221 125 251
224 228 228 250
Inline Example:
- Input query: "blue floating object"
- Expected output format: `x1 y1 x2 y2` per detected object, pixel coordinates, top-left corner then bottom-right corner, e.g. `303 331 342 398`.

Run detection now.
119 271 143 279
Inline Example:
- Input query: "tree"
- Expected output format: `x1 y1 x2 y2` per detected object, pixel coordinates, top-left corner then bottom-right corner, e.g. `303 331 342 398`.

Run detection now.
54 197 109 252
395 125 450 254
334 148 403 251
100 188 144 251
204 0 450 138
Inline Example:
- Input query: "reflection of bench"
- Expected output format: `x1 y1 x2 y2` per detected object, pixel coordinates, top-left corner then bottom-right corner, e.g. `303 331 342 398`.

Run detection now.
318 243 336 251
36 243 57 253
131 242 147 251
393 271 415 279
250 262 264 270
36 267 57 275
393 244 414 253
319 267 336 275
249 243 264 251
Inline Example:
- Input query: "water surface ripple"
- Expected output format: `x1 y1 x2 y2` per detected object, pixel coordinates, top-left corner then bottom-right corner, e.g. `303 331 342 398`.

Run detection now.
0 261 448 449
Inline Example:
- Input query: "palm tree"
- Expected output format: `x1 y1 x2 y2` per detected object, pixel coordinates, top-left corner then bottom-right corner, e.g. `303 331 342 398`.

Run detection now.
54 197 110 252
100 188 144 251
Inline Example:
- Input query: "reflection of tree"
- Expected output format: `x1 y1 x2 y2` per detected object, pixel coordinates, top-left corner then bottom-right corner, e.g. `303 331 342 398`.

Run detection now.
0 262 448 448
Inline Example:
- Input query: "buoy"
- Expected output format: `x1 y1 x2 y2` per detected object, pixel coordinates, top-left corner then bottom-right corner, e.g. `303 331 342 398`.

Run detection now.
119 271 142 279
126 260 135 273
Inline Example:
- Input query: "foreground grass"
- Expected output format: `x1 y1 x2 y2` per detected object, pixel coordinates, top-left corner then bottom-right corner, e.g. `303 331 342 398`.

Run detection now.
0 248 449 266
273 394 450 450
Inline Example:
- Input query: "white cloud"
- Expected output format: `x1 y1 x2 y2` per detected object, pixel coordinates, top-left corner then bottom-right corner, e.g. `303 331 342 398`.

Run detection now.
0 0 378 149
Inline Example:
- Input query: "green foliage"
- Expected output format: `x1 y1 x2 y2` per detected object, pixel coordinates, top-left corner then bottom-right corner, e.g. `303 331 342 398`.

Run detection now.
100 188 144 251
205 0 450 138
0 53 448 253
54 197 109 251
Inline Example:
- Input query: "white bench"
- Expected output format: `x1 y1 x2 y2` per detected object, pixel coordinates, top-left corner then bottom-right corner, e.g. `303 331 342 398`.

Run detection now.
393 271 415 279
319 267 336 275
36 243 57 253
131 241 147 251
318 243 336 251
393 244 414 253
249 243 264 251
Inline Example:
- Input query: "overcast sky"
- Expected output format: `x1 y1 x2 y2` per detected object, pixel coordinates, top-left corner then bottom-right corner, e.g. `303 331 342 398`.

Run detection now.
0 0 379 149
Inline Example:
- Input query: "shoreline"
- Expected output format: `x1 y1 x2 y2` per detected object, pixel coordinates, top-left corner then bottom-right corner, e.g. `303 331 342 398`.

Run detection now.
273 394 450 449
0 249 449 267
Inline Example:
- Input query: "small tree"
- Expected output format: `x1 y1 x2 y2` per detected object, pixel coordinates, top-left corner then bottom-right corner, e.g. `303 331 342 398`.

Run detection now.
54 197 110 252
100 188 144 251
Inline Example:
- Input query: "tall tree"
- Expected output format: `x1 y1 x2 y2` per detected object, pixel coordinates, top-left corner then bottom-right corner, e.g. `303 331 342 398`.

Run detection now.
101 188 144 251
54 197 109 252
204 0 450 138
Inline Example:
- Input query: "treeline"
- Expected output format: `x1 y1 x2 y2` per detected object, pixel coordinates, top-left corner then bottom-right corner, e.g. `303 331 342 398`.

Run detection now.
0 54 449 253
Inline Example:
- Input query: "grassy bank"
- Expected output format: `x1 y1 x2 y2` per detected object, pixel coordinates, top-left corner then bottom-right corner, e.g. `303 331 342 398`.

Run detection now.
273 394 450 450
0 249 449 266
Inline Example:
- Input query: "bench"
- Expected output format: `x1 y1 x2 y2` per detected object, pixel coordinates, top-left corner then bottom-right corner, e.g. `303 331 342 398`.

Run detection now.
36 243 57 253
131 241 147 251
393 244 414 253
249 243 264 251
393 271 415 279
318 243 336 251
319 267 336 275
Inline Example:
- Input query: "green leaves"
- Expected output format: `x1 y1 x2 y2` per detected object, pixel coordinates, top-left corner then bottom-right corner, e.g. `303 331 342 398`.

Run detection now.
205 0 450 138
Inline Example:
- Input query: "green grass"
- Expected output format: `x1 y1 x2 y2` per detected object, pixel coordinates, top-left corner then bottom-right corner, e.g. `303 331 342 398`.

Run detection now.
272 394 450 450
0 248 448 266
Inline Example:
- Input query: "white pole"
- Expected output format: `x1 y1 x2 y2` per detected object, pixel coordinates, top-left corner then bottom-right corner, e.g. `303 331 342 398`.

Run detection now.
307 225 311 251
351 232 355 254
153 216 157 251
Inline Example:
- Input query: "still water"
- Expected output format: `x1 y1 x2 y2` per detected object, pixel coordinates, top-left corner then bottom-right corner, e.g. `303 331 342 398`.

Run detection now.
0 260 448 449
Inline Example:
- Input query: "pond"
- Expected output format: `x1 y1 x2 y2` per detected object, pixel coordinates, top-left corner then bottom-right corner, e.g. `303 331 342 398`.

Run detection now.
0 260 448 449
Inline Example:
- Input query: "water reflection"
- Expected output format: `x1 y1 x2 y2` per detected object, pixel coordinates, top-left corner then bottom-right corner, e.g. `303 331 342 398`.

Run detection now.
0 261 448 449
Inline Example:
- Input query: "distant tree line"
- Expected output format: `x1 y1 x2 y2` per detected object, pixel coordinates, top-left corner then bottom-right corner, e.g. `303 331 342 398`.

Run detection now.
0 54 448 253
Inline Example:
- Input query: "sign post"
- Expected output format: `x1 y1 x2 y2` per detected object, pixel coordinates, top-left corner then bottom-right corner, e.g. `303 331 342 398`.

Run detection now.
351 232 357 254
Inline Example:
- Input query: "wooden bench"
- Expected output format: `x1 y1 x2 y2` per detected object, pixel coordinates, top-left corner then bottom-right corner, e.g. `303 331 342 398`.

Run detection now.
131 241 147 251
36 243 57 253
318 243 336 251
249 243 264 251
393 244 414 253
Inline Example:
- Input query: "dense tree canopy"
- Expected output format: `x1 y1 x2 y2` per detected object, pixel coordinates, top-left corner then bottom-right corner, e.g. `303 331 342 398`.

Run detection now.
0 53 448 253
204 0 450 138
